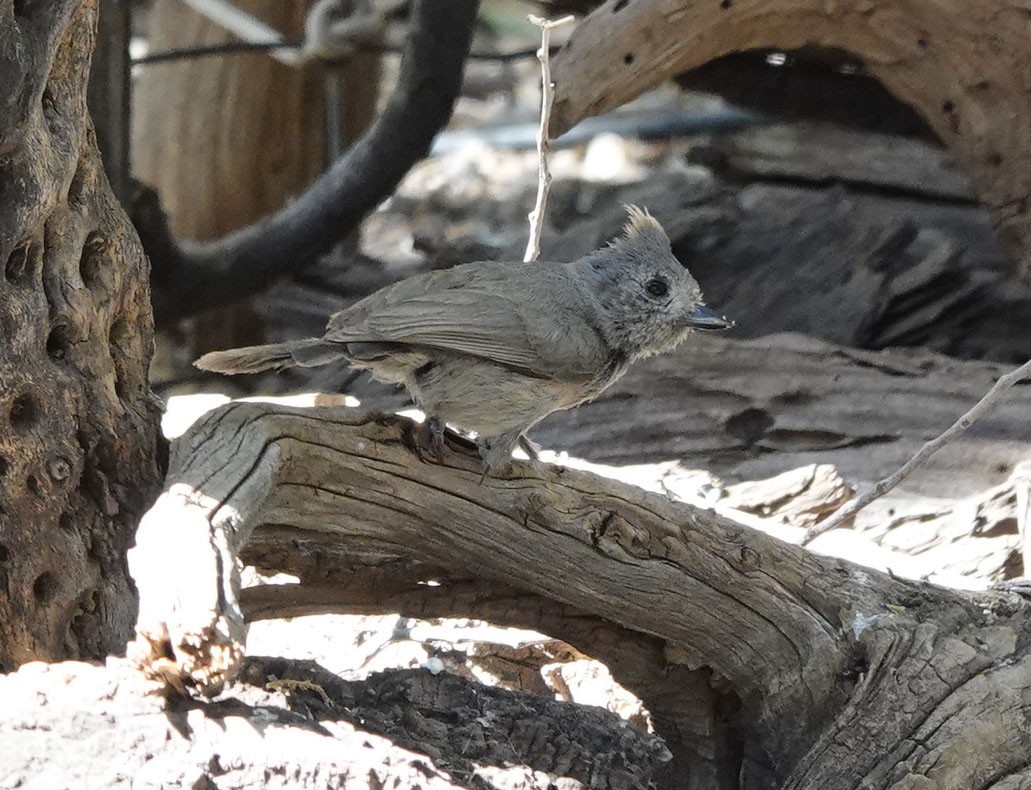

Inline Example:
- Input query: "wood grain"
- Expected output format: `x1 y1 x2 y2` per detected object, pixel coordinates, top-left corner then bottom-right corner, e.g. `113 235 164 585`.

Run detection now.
129 392 1031 785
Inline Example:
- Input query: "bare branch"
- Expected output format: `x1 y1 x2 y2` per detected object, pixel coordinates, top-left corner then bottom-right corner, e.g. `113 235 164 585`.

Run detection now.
803 355 1031 545
523 14 574 262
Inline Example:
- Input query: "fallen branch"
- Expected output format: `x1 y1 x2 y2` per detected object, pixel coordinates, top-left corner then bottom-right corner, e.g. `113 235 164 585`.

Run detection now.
124 392 1031 786
0 656 671 789
803 355 1031 545
523 13 573 262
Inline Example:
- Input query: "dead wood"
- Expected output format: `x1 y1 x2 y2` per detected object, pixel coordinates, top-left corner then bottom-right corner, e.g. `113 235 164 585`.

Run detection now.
531 334 1031 497
550 0 1031 281
127 381 1031 786
805 355 1031 544
721 464 850 527
696 122 974 202
0 656 672 789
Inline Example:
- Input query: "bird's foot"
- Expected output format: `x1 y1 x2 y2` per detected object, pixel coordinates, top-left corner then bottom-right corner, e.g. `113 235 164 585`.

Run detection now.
517 434 541 463
476 434 518 482
403 416 450 465
476 432 547 481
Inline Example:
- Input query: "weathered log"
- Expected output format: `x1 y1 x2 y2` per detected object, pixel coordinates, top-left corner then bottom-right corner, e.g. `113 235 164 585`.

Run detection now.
528 334 1031 497
161 387 1022 587
183 330 1031 583
696 122 975 202
128 391 1031 787
550 0 1031 280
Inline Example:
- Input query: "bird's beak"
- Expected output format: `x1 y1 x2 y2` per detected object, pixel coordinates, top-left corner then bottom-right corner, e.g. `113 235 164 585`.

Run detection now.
686 303 733 331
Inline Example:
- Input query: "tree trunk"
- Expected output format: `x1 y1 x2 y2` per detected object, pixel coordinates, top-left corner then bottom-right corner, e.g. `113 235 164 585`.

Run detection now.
132 0 327 243
0 0 163 668
550 0 1031 281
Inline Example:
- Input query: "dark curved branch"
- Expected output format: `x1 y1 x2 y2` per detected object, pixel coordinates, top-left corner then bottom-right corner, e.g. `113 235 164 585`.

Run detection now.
135 0 480 326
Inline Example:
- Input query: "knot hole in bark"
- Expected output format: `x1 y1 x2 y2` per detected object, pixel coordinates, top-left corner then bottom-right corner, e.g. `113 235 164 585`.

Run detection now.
46 322 75 361
79 231 107 290
5 240 41 284
9 391 40 433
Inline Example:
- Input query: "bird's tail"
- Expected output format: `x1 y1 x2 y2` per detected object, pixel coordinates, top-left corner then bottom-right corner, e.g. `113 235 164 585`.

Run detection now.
194 338 346 375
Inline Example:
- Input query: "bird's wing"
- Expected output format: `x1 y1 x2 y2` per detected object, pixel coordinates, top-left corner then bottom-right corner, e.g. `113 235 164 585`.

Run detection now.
324 263 603 378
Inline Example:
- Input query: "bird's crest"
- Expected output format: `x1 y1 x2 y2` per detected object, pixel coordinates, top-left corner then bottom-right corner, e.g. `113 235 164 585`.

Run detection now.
609 205 672 256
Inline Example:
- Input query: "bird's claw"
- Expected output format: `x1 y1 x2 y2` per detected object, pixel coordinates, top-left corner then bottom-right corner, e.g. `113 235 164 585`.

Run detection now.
403 416 449 465
517 434 541 463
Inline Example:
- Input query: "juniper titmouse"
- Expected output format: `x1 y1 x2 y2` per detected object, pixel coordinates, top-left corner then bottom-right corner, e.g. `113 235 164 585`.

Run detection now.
195 207 731 472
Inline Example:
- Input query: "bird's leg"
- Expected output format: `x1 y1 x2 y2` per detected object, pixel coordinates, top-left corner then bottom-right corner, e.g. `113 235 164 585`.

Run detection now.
403 415 449 465
517 434 550 476
476 430 548 481
517 434 541 462
476 431 520 481
425 416 447 461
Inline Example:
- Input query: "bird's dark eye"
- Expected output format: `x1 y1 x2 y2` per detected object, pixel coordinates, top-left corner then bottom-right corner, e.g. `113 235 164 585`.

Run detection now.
646 277 669 298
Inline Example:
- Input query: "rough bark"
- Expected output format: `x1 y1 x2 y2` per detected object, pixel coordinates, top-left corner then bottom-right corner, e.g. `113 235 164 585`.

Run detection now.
133 0 480 326
0 0 163 669
550 0 1031 281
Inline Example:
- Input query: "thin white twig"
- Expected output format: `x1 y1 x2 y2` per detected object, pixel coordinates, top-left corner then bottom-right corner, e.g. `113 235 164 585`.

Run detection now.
802 355 1031 545
524 14 574 263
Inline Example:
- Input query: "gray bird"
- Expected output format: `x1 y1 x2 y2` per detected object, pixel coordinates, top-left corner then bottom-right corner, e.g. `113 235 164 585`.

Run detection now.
195 207 731 473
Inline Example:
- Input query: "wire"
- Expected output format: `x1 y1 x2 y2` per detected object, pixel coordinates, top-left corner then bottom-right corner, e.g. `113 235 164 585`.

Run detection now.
132 39 554 67
132 39 304 65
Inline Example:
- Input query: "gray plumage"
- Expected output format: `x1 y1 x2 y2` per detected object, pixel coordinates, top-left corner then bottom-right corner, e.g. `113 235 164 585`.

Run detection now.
195 207 730 472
